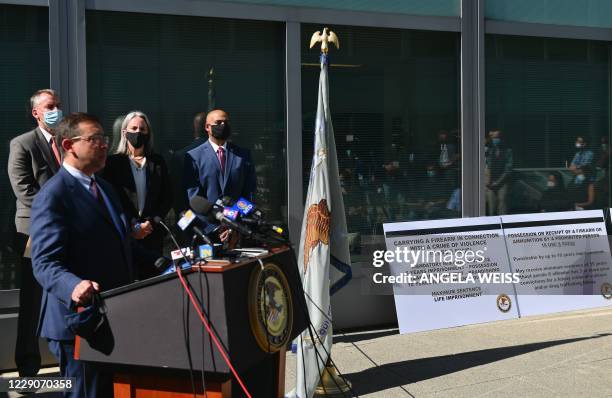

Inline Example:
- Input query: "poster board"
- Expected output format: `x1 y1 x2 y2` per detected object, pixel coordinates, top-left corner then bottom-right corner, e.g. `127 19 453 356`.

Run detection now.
383 210 612 334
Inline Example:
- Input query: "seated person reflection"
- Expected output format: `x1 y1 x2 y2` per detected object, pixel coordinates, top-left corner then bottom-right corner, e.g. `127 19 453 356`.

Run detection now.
538 171 572 212
418 164 454 219
569 135 594 173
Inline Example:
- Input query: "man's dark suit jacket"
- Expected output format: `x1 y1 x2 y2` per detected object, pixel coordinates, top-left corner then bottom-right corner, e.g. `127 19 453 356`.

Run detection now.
102 153 172 258
30 167 152 341
170 138 203 214
8 127 60 234
183 140 256 233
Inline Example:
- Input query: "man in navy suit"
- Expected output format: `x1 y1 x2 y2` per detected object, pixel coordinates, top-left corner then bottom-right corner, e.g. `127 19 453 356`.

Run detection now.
30 113 150 397
184 109 256 242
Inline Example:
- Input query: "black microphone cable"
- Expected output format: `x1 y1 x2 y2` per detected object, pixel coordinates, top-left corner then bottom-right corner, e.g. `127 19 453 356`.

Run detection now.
156 215 253 397
152 217 198 397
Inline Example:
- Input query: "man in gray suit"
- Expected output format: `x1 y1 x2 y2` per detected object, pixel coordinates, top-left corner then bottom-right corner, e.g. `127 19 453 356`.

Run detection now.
7 89 63 376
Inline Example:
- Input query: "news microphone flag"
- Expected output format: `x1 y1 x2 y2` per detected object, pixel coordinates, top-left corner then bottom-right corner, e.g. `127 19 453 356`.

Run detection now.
234 197 255 216
222 207 240 221
287 49 351 398
177 210 196 231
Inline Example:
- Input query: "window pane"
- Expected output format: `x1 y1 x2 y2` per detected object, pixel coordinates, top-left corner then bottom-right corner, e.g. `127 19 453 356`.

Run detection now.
87 11 287 225
0 5 49 290
302 25 461 256
486 0 612 29
485 35 610 215
224 0 459 17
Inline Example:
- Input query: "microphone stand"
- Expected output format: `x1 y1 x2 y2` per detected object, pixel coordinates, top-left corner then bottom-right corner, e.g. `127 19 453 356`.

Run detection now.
153 217 195 269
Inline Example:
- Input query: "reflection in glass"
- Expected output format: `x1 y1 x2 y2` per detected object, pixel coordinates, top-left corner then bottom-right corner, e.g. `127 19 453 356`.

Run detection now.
486 35 611 215
87 11 287 225
301 25 461 259
0 5 49 289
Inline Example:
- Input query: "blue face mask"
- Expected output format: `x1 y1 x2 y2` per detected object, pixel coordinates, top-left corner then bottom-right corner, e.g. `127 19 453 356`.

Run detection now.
44 109 63 129
491 138 501 145
575 174 586 184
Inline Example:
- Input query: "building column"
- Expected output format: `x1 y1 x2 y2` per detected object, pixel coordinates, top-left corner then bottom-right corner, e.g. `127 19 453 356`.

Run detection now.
286 21 304 247
49 0 87 113
460 0 486 216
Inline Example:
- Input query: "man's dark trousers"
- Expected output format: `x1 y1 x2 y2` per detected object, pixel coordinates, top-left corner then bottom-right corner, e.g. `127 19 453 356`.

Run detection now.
14 232 42 377
47 340 112 398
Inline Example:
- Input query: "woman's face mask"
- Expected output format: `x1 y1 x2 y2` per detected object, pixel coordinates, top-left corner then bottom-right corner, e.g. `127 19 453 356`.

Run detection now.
125 131 149 149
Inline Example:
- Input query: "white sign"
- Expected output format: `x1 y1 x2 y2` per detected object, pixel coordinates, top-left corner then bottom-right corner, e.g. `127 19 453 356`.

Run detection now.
383 217 519 334
502 210 612 316
384 210 612 334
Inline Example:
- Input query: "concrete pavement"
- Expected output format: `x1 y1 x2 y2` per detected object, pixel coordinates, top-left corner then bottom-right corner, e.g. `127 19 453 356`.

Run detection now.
2 306 611 397
285 306 612 397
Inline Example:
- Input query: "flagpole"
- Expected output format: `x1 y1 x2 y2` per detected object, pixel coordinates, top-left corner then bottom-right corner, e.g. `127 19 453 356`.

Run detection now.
309 27 352 397
289 26 353 398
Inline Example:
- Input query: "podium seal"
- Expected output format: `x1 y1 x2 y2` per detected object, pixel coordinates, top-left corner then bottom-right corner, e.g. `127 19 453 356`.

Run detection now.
249 262 293 352
496 294 512 312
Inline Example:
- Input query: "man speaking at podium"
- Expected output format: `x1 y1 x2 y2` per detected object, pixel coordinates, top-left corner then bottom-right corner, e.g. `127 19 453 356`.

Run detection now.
30 113 153 397
183 108 256 243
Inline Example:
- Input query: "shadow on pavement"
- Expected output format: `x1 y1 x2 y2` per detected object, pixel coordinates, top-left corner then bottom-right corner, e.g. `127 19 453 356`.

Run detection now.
334 328 399 344
343 333 611 396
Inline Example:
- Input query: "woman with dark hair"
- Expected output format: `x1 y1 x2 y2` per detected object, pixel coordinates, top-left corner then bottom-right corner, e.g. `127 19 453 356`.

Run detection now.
102 110 172 278
539 171 572 212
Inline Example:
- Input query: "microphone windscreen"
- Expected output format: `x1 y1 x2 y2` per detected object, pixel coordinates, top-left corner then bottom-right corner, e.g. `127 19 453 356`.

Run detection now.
190 196 212 215
154 256 172 271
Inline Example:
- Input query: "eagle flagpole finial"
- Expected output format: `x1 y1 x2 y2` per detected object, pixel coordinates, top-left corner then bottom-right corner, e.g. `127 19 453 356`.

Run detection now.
309 27 340 54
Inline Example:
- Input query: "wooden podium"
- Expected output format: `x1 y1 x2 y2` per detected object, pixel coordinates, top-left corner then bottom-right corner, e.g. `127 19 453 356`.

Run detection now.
76 247 307 398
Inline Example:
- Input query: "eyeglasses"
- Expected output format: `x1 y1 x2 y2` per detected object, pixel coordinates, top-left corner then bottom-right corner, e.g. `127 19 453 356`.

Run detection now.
71 134 110 146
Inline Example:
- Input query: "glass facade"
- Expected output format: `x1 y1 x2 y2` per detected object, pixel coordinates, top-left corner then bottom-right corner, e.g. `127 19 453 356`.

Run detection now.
485 35 611 215
222 0 460 17
0 4 49 290
301 24 461 258
2 0 612 328
486 0 612 29
86 11 287 225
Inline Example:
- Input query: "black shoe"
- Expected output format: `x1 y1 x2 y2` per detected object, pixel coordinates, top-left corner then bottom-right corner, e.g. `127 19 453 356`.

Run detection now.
17 366 40 377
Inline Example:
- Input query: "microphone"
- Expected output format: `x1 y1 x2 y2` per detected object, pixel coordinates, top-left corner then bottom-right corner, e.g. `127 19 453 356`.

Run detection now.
154 256 172 272
220 196 234 207
152 216 194 268
177 209 213 245
228 197 264 219
218 196 234 208
189 196 213 216
154 256 191 275
240 217 285 236
189 196 254 238
220 198 285 238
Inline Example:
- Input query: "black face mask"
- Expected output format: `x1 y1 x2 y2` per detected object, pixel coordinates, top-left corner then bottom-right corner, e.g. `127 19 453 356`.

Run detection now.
211 123 231 140
126 132 149 149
